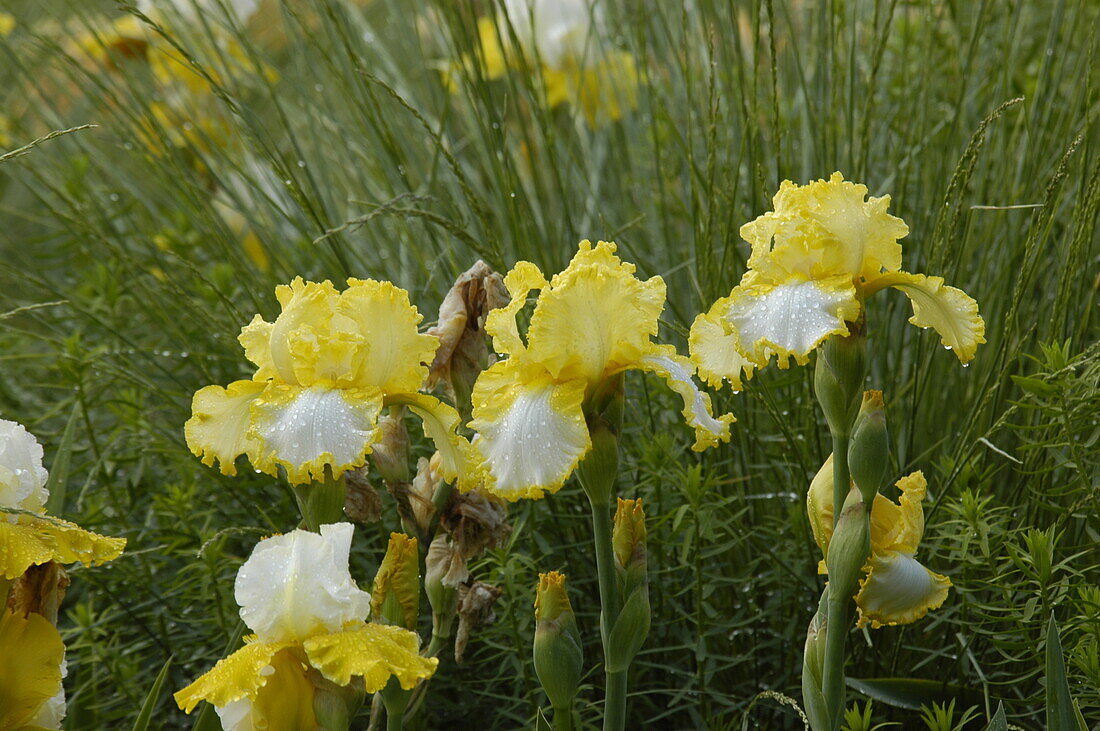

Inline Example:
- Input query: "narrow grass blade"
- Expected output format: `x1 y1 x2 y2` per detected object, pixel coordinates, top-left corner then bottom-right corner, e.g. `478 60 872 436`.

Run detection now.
132 656 172 731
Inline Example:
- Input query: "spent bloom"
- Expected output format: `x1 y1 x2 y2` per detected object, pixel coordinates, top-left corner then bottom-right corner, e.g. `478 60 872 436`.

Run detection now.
690 173 986 389
469 240 733 500
807 455 951 628
185 277 474 486
174 523 437 723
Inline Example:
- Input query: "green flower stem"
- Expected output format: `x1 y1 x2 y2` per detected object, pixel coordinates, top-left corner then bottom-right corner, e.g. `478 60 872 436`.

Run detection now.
821 430 851 730
589 492 627 731
385 709 403 731
292 471 347 531
552 704 576 731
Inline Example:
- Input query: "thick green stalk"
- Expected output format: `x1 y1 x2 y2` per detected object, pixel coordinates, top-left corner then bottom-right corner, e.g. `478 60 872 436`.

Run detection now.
551 705 575 731
385 709 403 731
292 471 347 531
589 493 626 731
822 430 851 729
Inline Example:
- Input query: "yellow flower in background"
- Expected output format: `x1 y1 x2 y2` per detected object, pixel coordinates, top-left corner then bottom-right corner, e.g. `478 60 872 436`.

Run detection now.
690 173 986 389
461 0 638 125
807 455 951 629
185 278 474 486
469 241 734 501
174 524 437 724
0 13 16 37
0 419 125 582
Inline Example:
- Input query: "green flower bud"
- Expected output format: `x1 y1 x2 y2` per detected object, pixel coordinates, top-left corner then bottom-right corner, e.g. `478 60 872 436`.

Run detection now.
533 571 584 712
425 535 459 642
814 329 867 436
825 492 870 603
371 533 420 630
612 498 647 590
848 390 889 504
802 589 830 731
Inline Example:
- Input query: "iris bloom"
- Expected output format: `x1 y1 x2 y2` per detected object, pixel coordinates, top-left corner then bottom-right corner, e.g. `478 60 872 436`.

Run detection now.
807 455 950 628
690 173 986 389
0 419 125 730
185 277 474 487
174 523 437 725
469 240 734 500
464 0 638 124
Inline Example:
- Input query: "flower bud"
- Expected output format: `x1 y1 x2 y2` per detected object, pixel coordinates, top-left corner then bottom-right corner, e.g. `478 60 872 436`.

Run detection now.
824 492 870 603
425 536 460 644
371 533 420 630
847 390 889 504
813 329 867 436
612 498 647 589
533 572 583 712
410 454 443 537
370 412 410 484
801 590 830 731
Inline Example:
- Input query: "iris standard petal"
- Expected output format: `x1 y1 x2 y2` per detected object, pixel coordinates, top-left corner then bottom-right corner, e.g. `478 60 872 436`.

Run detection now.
235 524 372 644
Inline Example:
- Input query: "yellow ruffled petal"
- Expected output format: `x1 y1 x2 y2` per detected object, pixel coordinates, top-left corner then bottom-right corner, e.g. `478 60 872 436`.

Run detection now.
0 609 64 729
248 384 384 484
0 516 125 580
855 551 951 629
688 298 756 391
237 315 277 381
485 261 547 357
385 393 479 492
635 346 734 451
867 271 986 364
185 380 267 477
268 278 344 386
174 640 293 713
741 172 908 283
303 623 438 693
723 275 860 367
469 359 590 501
526 240 666 384
338 278 437 394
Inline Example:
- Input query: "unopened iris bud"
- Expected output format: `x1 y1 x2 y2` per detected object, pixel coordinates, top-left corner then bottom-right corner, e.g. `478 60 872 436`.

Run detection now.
612 498 647 588
370 411 411 484
813 329 867 435
801 591 830 731
825 492 871 603
848 390 889 504
371 533 420 630
533 572 583 713
424 535 460 645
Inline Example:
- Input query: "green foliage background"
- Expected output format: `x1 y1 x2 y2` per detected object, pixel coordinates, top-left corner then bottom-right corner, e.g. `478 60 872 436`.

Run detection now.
0 0 1097 728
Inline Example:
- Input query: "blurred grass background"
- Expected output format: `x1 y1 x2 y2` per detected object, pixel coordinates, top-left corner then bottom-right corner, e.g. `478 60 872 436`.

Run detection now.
0 0 1097 728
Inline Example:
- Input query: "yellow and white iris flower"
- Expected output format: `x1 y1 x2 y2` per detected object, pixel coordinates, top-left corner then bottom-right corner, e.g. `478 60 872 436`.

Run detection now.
0 419 126 730
185 277 474 487
174 523 438 725
807 455 951 629
0 418 126 583
465 0 638 124
690 173 986 389
469 240 734 501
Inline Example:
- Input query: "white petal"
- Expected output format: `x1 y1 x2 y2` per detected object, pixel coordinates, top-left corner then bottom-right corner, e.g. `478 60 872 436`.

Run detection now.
0 418 49 514
250 385 383 484
637 350 734 450
725 279 859 366
214 698 253 731
470 362 590 500
235 523 372 643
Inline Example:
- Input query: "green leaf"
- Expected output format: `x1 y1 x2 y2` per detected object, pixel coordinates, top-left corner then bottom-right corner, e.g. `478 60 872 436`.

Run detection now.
1010 375 1058 397
44 403 81 515
983 702 1008 731
846 678 975 711
535 708 553 731
132 657 172 731
1045 613 1087 731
